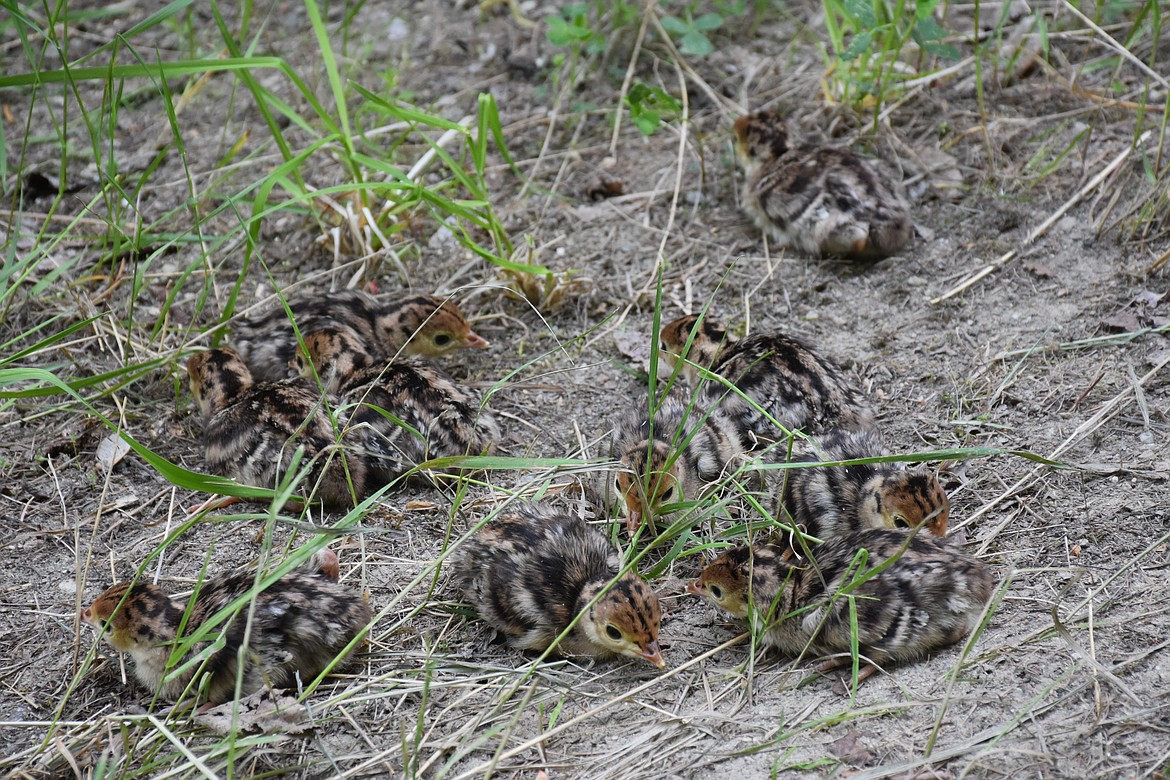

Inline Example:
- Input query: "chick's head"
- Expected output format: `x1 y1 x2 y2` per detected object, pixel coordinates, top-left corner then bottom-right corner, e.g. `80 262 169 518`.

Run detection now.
187 349 253 418
871 470 950 537
617 440 683 536
581 577 665 668
733 110 791 167
688 546 753 618
292 328 375 391
82 581 177 653
390 296 489 358
659 315 727 383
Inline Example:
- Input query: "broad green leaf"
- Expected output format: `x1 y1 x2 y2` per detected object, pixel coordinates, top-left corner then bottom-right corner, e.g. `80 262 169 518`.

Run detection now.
679 30 714 57
692 13 724 31
840 30 874 61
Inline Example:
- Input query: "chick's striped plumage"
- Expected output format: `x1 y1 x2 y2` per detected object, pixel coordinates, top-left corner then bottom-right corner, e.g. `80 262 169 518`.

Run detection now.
734 110 912 259
295 329 499 485
689 530 992 677
769 429 950 543
231 290 488 382
81 548 371 703
661 316 875 447
453 504 665 667
613 391 744 534
187 348 366 505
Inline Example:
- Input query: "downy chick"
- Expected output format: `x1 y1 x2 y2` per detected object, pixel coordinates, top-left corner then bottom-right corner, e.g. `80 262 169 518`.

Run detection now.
452 503 665 668
768 428 950 546
294 328 500 486
660 314 875 448
688 529 992 680
187 348 367 506
613 391 744 536
734 109 912 259
81 547 371 704
232 290 489 382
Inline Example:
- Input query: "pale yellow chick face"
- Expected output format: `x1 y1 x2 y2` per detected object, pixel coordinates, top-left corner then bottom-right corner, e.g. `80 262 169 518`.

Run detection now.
688 550 752 619
82 581 175 654
582 579 666 668
398 299 489 358
874 471 950 537
617 441 681 536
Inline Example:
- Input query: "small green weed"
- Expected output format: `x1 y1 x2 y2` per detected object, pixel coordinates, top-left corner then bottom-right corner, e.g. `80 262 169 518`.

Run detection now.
820 0 959 112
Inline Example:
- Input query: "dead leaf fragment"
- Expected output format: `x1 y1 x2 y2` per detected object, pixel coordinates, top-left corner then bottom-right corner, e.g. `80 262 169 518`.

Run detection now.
613 329 649 363
1100 311 1141 332
1023 261 1054 278
584 173 624 200
194 690 313 736
827 727 872 766
95 434 131 473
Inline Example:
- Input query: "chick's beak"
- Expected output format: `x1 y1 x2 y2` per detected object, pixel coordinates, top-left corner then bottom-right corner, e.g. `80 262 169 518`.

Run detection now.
639 640 666 669
463 331 490 349
685 579 703 597
625 509 642 537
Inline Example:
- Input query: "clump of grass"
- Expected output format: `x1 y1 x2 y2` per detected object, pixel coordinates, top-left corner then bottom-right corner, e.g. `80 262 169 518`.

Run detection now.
819 0 959 114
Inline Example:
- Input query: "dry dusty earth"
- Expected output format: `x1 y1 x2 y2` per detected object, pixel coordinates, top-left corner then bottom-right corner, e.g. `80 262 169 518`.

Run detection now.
1 1 1169 778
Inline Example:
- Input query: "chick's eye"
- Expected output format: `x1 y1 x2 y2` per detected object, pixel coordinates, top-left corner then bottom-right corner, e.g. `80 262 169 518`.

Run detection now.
893 514 910 529
709 585 723 600
433 333 452 347
660 485 674 502
605 625 623 641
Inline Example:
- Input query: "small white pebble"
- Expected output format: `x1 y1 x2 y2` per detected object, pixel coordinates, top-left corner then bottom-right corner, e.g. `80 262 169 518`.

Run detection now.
387 17 409 39
59 579 77 594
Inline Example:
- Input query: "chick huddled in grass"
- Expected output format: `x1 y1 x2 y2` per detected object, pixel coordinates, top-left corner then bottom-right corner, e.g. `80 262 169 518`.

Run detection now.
764 428 950 546
688 529 992 681
293 327 500 486
187 347 369 506
659 314 876 450
734 109 912 259
82 547 371 704
452 503 666 668
612 391 745 536
231 290 488 382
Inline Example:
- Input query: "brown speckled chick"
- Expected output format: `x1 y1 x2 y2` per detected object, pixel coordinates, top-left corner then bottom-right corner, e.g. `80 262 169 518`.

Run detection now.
689 530 992 680
766 429 949 546
187 348 367 506
734 110 912 258
231 291 488 382
452 503 665 668
660 315 875 449
613 391 744 536
81 547 371 704
294 328 500 486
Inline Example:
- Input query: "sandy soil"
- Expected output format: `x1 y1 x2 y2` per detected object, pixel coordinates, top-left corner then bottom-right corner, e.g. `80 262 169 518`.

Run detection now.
2 1 1168 778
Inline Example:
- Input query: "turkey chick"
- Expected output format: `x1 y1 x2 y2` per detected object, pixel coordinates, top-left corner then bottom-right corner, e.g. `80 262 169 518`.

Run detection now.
613 391 744 536
187 347 367 506
660 314 875 448
688 529 992 680
232 290 488 381
734 109 912 258
767 428 949 546
452 503 665 668
81 547 371 704
294 328 500 486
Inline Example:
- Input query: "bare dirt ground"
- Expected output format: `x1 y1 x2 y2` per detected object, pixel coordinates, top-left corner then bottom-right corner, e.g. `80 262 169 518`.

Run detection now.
2 1 1169 778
